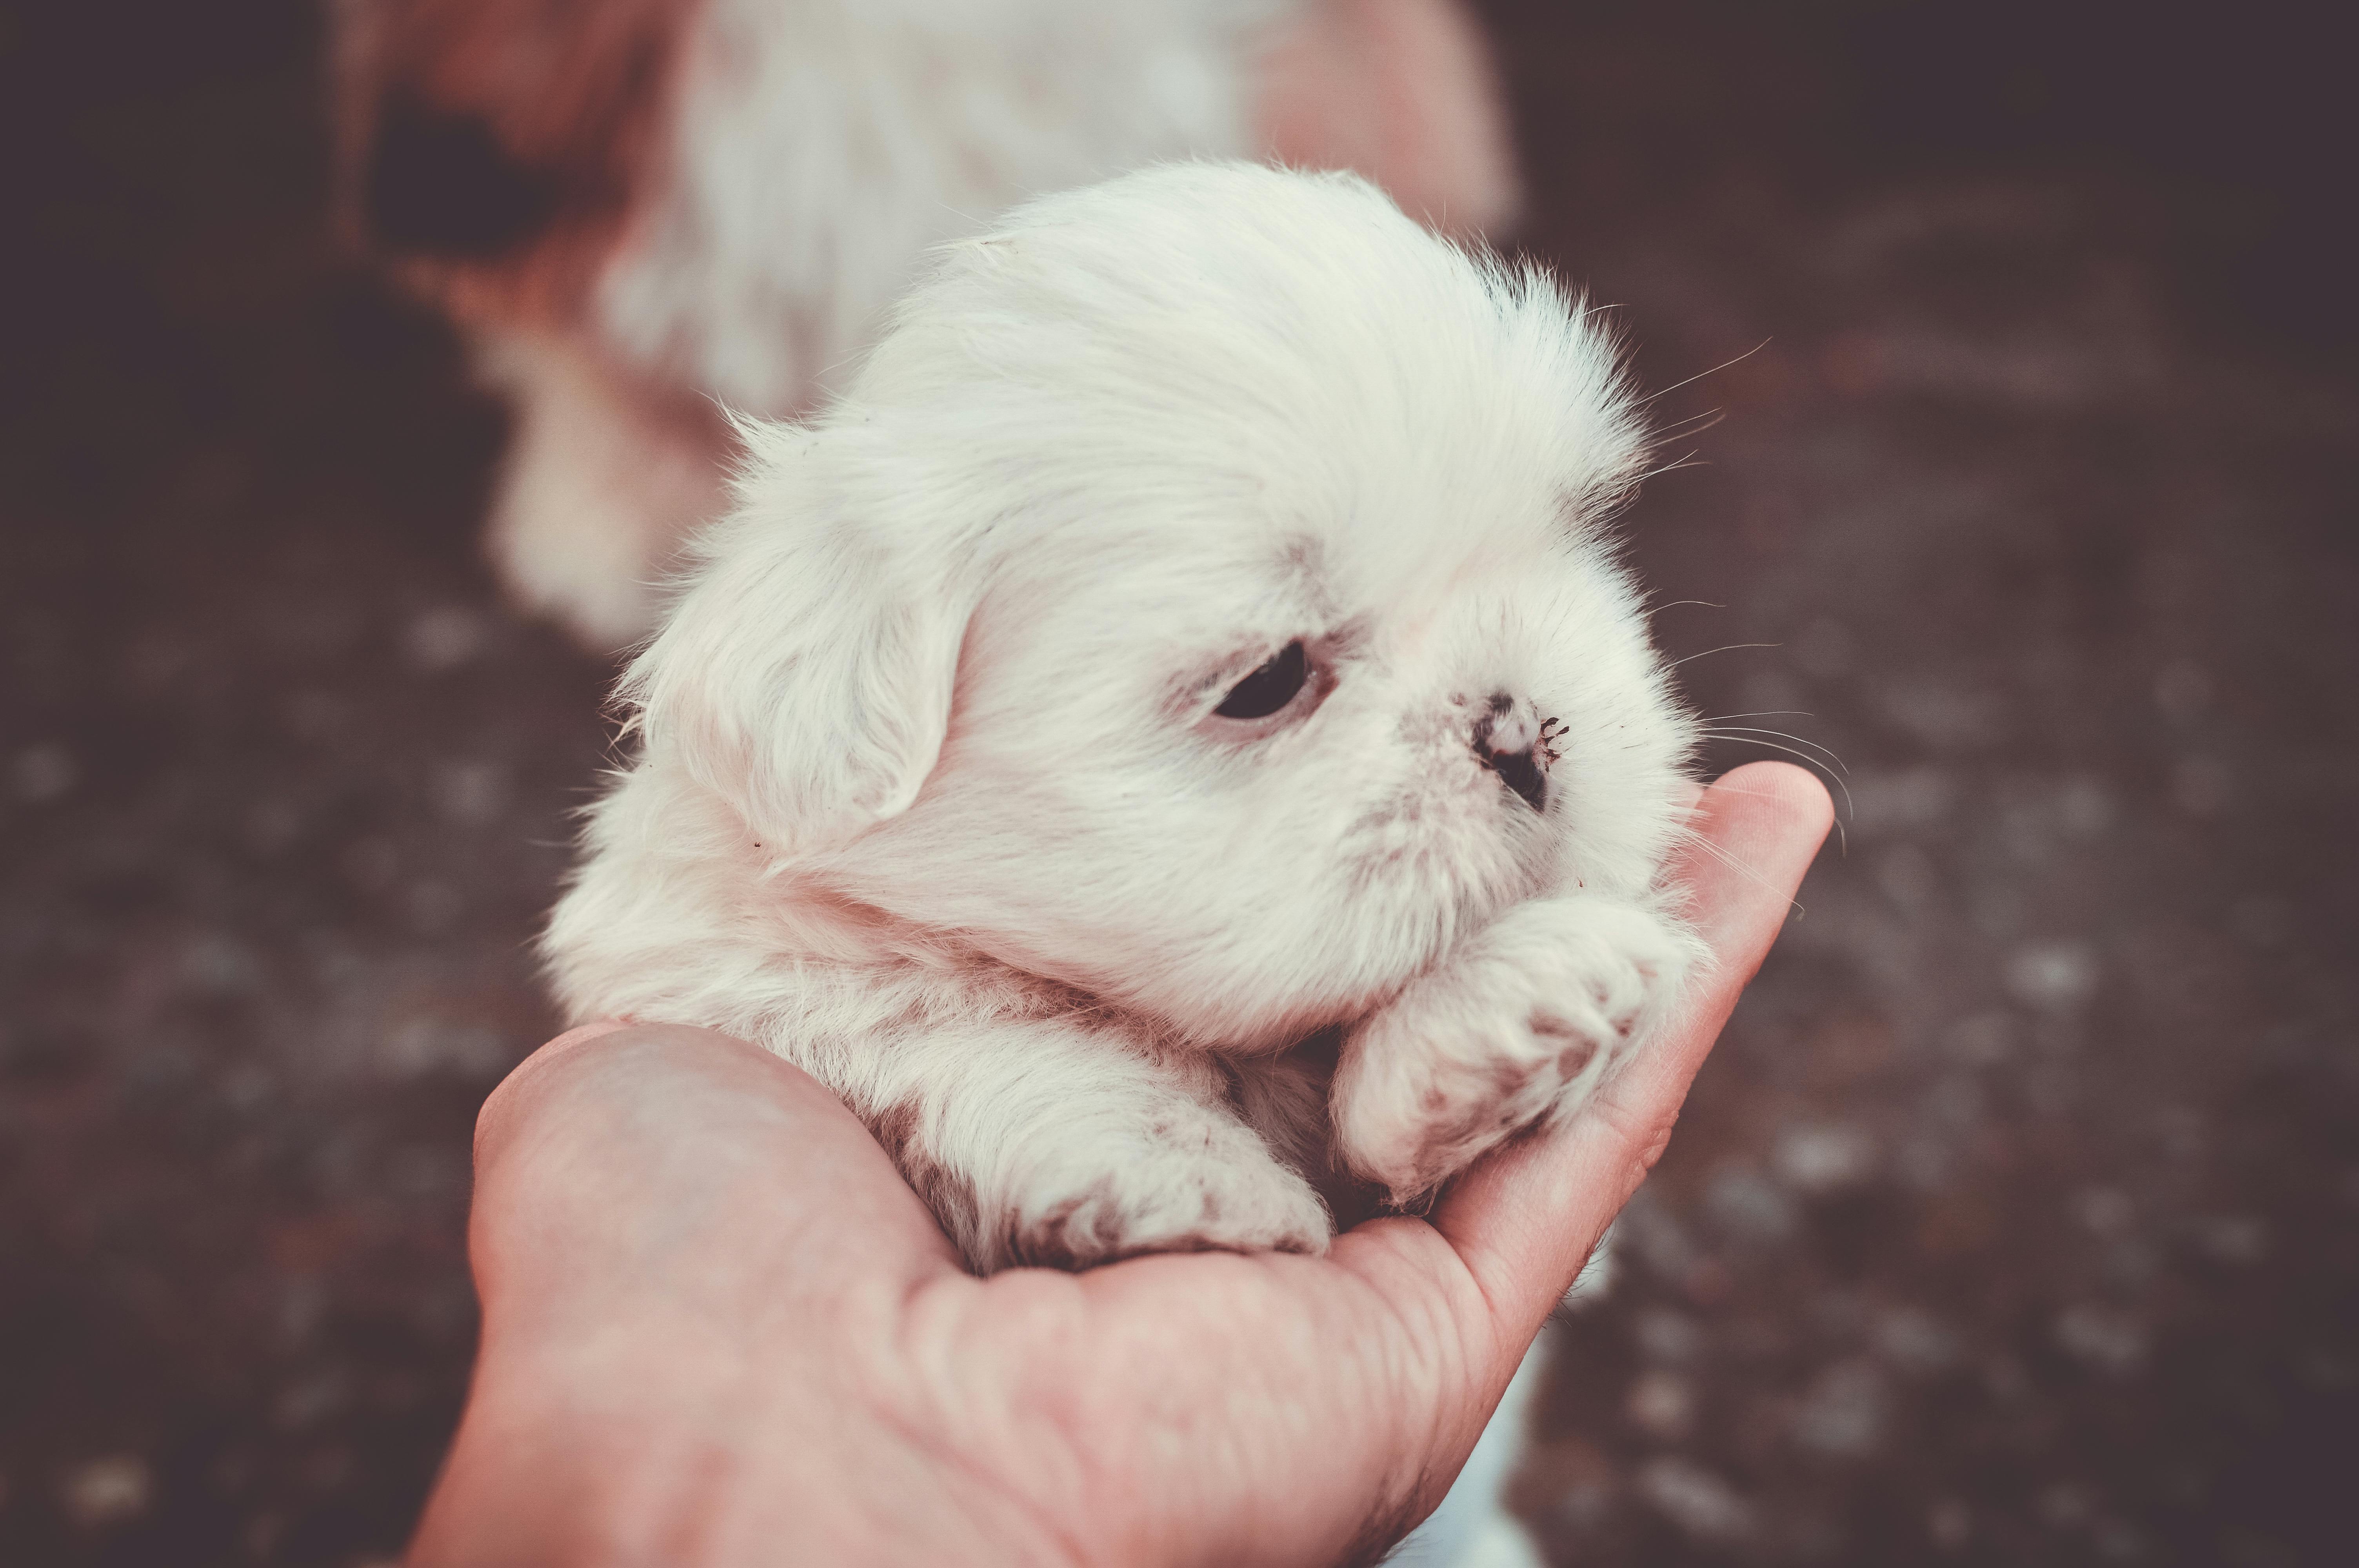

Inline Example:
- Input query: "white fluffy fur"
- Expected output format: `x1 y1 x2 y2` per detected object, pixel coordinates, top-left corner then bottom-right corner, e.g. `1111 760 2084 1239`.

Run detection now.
599 0 1283 417
467 0 1521 647
549 163 1699 1277
475 333 732 649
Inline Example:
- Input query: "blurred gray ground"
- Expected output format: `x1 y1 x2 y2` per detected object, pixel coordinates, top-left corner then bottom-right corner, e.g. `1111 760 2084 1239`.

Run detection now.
2 2 2353 1564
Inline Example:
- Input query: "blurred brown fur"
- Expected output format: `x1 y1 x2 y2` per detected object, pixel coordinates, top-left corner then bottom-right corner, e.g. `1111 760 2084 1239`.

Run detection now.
325 0 1521 649
331 0 689 334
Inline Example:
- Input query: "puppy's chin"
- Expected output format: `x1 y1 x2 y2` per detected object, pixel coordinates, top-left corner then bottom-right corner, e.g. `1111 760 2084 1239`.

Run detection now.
808 864 1395 1052
813 813 1534 1057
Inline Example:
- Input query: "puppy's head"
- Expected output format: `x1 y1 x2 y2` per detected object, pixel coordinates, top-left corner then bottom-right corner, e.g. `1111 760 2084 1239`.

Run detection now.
626 163 1694 1047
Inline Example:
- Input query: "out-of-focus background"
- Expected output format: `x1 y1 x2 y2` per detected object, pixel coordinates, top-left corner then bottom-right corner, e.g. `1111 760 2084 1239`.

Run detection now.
2 1 2352 1563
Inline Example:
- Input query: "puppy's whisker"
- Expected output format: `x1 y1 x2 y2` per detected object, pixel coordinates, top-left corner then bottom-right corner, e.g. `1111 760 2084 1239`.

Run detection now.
1698 732 1854 807
1694 734 1854 853
1653 599 1727 613
1650 408 1727 441
1696 710 1815 722
1640 450 1709 481
1685 781 1797 802
1668 642 1778 669
1700 726 1850 777
931 195 992 226
1635 338 1772 408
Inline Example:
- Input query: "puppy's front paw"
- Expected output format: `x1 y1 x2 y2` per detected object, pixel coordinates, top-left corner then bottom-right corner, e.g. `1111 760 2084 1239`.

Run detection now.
1005 1104 1332 1269
1334 899 1696 1207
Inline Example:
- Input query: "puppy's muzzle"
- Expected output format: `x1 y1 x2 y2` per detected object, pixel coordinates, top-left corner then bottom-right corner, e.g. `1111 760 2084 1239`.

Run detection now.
1474 693 1559 813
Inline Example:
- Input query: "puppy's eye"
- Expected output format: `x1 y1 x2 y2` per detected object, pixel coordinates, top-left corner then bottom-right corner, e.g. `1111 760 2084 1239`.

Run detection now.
1214 641 1310 719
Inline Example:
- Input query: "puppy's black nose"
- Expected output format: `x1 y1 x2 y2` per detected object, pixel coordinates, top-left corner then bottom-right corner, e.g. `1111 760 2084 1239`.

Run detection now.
1483 742 1548 812
1474 695 1550 812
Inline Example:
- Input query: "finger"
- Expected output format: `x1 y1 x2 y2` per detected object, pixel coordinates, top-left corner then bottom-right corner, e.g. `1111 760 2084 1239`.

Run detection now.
1432 761 1833 1347
472 1018 631 1162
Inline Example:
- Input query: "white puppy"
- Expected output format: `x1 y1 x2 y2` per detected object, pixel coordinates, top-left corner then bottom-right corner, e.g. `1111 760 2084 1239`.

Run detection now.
549 162 1699 1286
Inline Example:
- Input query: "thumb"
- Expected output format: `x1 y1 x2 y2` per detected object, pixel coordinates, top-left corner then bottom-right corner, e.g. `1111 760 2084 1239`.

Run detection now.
1434 761 1834 1349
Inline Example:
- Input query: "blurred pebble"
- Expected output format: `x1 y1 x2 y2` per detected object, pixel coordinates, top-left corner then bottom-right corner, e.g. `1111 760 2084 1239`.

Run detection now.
404 605 489 672
1773 1122 1877 1192
1945 1012 2015 1066
409 880 465 933
61 1454 151 1528
14 742 76 804
1637 1457 1757 1543
1738 670 1807 723
1944 1014 2019 1065
282 689 347 740
385 1143 465 1199
2194 1216 2268 1266
1924 1073 1986 1130
342 838 398 892
1982 1354 2032 1401
1553 1472 1618 1533
2102 1235 2163 1290
2072 1187 2135 1235
1848 767 1956 837
2227 895 2293 948
1929 1498 1972 1550
2054 775 2116 838
2152 660 2214 723
1636 1307 1705 1365
222 1064 274 1112
430 760 510 826
1626 1369 1696 1440
2005 941 2100 1010
1873 1307 1961 1374
1619 1192 1699 1280
2154 1105 2208 1161
1808 1290 1869 1339
2098 1521 2149 1560
380 1017 511 1079
2172 755 2234 817
1896 1133 1954 1190
1792 617 1854 677
243 797 304 856
1791 1360 1887 1456
1875 845 1940 910
1881 682 2008 750
2055 1304 2148 1375
1683 1258 1735 1306
182 933 260 995
2297 1350 2356 1390
272 1372 349 1432
1707 1167 1798 1244
278 1277 325 1345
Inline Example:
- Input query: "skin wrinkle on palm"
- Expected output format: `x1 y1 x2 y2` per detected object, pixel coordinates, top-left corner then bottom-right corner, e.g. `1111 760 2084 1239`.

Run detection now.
413 763 1832 1566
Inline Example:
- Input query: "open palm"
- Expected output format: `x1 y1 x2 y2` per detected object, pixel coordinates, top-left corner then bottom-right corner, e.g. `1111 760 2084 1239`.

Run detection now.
412 764 1831 1567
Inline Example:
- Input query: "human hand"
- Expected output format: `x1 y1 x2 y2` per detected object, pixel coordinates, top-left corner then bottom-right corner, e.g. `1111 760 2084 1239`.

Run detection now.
409 763 1831 1567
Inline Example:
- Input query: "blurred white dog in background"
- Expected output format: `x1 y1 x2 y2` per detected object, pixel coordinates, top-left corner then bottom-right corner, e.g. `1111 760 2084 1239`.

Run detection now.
545 163 1696 1563
334 0 1520 648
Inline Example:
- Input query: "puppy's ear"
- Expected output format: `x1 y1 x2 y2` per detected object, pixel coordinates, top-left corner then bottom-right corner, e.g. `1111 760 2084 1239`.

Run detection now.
618 423 965 856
